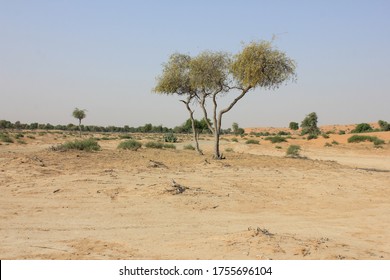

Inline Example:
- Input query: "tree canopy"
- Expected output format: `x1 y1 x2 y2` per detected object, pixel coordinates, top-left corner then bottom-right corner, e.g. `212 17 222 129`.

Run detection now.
155 40 297 159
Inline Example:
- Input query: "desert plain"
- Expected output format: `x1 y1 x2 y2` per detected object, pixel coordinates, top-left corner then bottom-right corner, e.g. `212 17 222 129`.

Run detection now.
1 126 389 260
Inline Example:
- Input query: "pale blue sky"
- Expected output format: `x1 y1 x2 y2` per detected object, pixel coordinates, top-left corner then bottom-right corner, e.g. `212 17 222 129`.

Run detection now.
1 0 389 128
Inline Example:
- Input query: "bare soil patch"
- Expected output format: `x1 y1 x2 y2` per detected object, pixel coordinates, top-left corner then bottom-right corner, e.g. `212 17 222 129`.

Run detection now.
1 131 389 259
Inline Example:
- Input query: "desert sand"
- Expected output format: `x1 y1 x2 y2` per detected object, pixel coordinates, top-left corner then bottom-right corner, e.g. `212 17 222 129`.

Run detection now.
1 128 389 260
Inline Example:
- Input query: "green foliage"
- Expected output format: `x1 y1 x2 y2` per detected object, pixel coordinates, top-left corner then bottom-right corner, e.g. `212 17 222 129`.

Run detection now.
245 139 259 144
351 123 373 133
373 138 385 146
119 134 133 139
231 137 238 142
307 134 318 140
332 140 339 145
17 139 27 144
54 138 100 152
289 122 299 130
265 135 287 143
163 133 177 143
378 120 390 131
117 140 142 151
338 130 346 135
301 112 320 135
231 41 296 89
347 135 384 144
72 108 86 122
183 144 195 150
0 133 13 143
232 122 245 135
322 134 330 139
277 130 290 136
145 141 164 149
286 145 301 157
163 143 176 149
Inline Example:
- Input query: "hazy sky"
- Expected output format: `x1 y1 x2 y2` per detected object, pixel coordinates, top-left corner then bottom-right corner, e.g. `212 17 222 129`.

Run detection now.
1 0 389 128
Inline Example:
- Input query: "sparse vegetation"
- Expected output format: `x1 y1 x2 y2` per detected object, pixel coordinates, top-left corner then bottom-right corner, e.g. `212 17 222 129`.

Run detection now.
163 133 177 143
286 145 301 157
163 143 176 149
347 135 385 145
245 139 259 145
53 138 100 152
231 137 238 142
0 133 14 143
322 133 330 139
183 144 195 150
117 140 142 151
338 130 346 135
145 141 164 149
119 134 133 139
332 140 339 145
225 147 234 152
265 135 287 143
351 123 373 133
307 134 318 140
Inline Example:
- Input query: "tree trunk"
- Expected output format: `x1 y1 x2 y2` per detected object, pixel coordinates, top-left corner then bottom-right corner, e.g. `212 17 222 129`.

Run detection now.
78 119 82 137
213 130 222 159
182 97 203 155
191 115 203 155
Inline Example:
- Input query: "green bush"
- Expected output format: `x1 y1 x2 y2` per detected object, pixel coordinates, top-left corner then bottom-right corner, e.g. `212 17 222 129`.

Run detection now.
145 141 163 149
15 133 24 139
286 145 301 157
307 134 318 140
265 135 287 143
119 134 133 139
164 133 177 143
351 123 373 133
117 140 142 151
231 137 238 142
289 122 299 130
322 134 330 139
378 120 390 131
163 143 176 149
347 135 384 144
277 131 291 136
0 133 14 143
332 140 339 145
183 144 195 150
54 138 101 152
245 139 259 145
373 138 385 146
338 130 346 135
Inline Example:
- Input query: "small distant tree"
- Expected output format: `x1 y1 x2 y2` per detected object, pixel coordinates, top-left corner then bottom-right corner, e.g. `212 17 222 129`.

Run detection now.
232 122 245 135
72 108 87 137
289 121 299 130
351 123 373 133
378 120 390 131
301 112 320 136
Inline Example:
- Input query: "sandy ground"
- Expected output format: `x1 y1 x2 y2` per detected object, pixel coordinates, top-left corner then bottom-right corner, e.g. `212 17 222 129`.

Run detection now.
0 130 389 260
